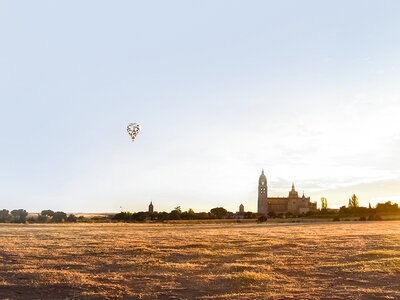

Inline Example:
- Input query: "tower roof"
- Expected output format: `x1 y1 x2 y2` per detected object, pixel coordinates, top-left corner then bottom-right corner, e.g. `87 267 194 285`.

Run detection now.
289 183 298 198
259 169 267 183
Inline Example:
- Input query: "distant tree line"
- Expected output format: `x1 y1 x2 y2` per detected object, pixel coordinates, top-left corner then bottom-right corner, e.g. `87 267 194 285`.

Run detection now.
35 210 78 223
0 209 82 223
302 194 400 221
1 196 399 224
113 206 258 222
0 207 258 223
338 198 399 219
0 209 29 223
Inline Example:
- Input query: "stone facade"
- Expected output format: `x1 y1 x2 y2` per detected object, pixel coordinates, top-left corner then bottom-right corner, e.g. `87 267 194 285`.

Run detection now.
257 170 317 216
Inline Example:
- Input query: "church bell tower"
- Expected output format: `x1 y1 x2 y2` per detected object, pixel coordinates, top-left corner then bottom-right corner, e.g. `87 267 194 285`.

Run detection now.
258 169 268 216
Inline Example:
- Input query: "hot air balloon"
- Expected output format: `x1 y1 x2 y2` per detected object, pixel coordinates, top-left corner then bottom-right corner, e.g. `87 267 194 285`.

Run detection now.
127 123 141 141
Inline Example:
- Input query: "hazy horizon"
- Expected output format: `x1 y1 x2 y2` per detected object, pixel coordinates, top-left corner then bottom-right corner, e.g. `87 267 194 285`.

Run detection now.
1 1 400 213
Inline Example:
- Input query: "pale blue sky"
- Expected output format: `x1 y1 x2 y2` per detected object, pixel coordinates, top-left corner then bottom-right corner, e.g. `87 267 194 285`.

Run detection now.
1 1 400 212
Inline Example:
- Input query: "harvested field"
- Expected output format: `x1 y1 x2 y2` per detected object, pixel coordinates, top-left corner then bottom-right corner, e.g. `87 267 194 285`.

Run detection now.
0 221 399 299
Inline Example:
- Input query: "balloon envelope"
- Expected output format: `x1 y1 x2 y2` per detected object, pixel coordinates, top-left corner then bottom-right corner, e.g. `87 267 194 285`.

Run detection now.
127 123 141 141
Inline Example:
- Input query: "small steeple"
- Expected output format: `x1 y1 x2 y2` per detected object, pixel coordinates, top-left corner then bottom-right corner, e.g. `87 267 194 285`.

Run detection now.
259 169 267 184
292 183 295 191
148 201 154 213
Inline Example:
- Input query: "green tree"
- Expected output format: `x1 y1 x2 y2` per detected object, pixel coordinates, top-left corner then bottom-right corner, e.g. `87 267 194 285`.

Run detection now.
169 209 181 220
38 209 55 222
11 209 28 223
181 208 195 220
196 212 210 219
133 211 147 221
52 211 67 223
67 214 77 222
158 211 169 221
210 207 228 219
41 210 55 217
0 209 10 222
320 197 328 210
349 194 359 208
113 212 132 221
376 201 399 213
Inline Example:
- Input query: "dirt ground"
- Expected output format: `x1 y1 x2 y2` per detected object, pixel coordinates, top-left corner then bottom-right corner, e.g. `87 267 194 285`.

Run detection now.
0 221 399 299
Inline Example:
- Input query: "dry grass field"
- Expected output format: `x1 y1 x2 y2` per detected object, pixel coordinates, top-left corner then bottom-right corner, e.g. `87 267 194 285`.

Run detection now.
0 221 399 299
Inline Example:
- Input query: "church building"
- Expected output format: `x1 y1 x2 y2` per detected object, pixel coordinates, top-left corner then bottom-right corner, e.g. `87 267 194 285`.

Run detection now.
257 170 317 216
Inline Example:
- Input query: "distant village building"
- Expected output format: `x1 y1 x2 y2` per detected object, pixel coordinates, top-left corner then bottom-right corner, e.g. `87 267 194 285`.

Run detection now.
257 170 317 216
235 203 245 219
148 201 154 214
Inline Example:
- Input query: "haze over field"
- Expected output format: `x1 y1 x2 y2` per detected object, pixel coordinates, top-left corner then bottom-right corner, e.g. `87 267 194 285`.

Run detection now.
1 1 400 212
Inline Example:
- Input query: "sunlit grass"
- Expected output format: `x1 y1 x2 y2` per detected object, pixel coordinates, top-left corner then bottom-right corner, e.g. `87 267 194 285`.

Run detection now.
230 271 276 282
331 257 400 273
363 250 400 257
0 222 399 298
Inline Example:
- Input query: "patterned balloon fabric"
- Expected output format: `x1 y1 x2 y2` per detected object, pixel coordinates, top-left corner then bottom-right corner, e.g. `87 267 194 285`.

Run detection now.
127 123 141 141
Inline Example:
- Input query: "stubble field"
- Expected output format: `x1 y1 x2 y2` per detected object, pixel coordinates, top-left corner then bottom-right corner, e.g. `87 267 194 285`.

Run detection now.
0 221 400 299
